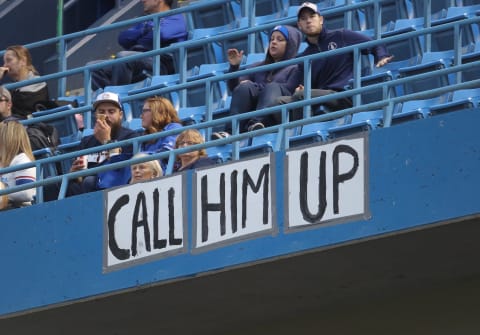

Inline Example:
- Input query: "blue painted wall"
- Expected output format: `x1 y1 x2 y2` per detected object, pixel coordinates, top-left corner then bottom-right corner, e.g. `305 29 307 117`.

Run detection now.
1 108 479 316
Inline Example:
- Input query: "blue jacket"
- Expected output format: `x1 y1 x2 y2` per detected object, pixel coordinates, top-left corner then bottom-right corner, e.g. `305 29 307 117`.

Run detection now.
118 13 187 51
300 28 391 91
141 122 183 172
227 25 303 94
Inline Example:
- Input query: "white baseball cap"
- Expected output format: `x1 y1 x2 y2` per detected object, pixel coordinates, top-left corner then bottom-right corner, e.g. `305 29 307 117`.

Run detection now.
93 92 122 110
297 2 321 17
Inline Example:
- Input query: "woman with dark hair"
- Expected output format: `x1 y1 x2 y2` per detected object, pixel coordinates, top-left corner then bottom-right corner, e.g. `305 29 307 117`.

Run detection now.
212 25 302 139
0 45 49 119
140 96 183 172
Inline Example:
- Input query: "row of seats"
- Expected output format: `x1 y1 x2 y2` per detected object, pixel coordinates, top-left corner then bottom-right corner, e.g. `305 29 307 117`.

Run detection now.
27 1 480 175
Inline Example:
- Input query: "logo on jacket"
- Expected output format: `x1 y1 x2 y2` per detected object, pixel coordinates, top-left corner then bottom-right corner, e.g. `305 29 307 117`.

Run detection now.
328 42 338 50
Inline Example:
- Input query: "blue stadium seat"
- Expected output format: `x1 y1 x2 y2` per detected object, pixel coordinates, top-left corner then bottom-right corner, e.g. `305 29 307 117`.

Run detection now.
461 50 480 81
239 132 278 158
186 1 236 29
33 148 59 178
380 18 424 69
31 104 81 146
348 69 396 106
391 95 449 124
103 79 150 123
397 57 451 96
289 118 346 147
328 110 384 139
404 0 451 20
429 6 480 53
206 143 233 163
429 88 480 115
178 106 206 125
184 63 229 107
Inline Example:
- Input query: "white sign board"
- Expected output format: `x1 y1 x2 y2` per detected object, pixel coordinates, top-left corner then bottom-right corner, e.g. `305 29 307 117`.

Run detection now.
193 155 274 250
104 174 185 270
286 136 367 229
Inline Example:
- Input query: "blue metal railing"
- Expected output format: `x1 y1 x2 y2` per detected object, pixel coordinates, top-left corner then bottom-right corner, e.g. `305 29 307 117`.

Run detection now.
0 0 479 202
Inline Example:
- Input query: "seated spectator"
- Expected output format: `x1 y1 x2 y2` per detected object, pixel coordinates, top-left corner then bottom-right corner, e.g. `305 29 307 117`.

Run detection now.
91 0 188 91
0 86 15 122
0 45 49 119
43 92 140 201
129 152 163 184
174 129 216 172
0 120 36 209
212 25 302 139
275 2 393 116
140 96 183 172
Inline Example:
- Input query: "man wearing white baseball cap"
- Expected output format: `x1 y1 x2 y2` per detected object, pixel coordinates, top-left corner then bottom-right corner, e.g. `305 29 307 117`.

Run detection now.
276 2 393 115
43 92 141 200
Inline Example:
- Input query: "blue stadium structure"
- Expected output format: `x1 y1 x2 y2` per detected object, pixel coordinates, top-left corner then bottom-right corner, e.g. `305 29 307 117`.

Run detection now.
1 0 480 334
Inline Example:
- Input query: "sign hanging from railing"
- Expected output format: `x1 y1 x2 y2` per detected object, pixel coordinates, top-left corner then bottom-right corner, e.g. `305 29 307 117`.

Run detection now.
103 134 368 272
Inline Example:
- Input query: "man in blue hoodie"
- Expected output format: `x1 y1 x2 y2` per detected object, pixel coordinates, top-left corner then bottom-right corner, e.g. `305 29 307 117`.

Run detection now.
276 2 393 116
91 0 188 91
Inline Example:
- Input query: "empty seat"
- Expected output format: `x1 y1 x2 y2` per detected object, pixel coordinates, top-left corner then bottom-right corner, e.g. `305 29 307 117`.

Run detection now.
102 79 150 123
380 18 424 68
429 88 480 115
429 6 480 53
187 1 236 29
206 144 233 163
178 106 206 125
289 118 346 147
462 50 480 81
239 133 278 158
31 104 80 145
397 58 451 96
391 95 449 124
328 110 384 139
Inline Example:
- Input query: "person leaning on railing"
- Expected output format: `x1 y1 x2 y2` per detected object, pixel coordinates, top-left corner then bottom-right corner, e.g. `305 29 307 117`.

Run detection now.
0 45 49 120
173 129 216 172
90 0 188 91
0 120 36 209
274 2 394 118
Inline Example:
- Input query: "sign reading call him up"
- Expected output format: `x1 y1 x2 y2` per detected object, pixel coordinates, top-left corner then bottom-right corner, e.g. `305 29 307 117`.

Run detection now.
104 135 367 271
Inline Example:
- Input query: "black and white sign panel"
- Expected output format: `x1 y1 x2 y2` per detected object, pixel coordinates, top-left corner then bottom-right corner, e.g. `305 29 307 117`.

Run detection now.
104 174 185 270
193 155 274 250
286 136 367 229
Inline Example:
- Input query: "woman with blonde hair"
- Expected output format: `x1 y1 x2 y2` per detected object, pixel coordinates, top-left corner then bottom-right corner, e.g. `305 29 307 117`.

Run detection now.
129 152 163 184
174 129 216 172
0 120 36 208
0 45 49 119
140 96 183 172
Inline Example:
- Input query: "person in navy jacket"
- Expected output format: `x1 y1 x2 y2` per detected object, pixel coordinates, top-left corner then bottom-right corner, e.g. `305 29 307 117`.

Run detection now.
276 2 393 116
212 25 303 139
91 0 187 90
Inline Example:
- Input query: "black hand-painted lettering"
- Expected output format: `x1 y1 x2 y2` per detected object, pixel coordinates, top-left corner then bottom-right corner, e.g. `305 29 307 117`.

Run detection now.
300 151 327 222
230 170 238 233
333 145 359 214
131 192 151 257
201 173 226 242
168 187 182 245
153 188 167 249
242 164 270 227
108 194 130 260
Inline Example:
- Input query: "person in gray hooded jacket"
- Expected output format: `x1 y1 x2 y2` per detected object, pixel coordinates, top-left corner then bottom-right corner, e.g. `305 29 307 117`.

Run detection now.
212 25 302 139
